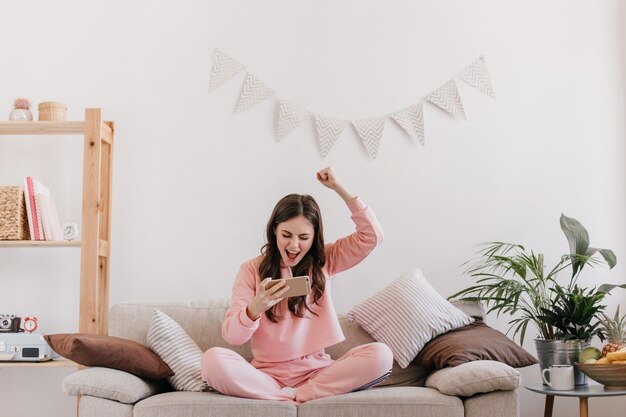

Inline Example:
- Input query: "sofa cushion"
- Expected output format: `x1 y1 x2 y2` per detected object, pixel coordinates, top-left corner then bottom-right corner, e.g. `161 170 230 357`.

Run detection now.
298 386 463 417
79 395 134 417
62 367 165 404
415 320 538 369
462 389 519 417
348 268 474 368
44 333 173 380
425 360 520 397
147 310 206 392
134 391 297 417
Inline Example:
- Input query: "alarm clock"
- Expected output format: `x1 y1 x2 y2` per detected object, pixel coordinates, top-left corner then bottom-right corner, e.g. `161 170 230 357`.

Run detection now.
23 317 38 333
62 222 79 241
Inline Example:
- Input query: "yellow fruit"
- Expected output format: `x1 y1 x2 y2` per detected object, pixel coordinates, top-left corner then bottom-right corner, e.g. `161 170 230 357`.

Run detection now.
596 357 611 364
612 360 626 364
606 350 626 361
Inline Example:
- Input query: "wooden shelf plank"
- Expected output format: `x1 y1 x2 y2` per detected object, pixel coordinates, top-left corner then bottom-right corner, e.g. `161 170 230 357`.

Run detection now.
0 358 79 368
0 241 80 247
0 121 86 135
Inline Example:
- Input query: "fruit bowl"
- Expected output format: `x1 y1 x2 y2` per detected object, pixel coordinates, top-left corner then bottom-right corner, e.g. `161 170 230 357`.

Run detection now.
575 362 626 390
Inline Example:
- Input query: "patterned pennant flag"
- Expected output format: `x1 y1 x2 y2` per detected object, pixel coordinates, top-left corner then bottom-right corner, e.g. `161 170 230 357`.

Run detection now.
276 100 308 141
234 73 274 114
391 103 425 145
208 49 246 93
352 118 386 159
315 116 347 158
457 56 495 98
426 80 466 120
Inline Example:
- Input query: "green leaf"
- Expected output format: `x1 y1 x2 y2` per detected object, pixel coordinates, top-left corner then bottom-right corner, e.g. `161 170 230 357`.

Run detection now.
597 283 626 293
588 248 617 269
560 214 590 276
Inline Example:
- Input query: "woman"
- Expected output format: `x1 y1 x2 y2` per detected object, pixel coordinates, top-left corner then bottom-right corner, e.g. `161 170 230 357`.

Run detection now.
201 167 392 404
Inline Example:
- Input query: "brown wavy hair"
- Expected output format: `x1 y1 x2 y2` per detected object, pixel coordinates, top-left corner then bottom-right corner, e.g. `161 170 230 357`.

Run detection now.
259 194 326 323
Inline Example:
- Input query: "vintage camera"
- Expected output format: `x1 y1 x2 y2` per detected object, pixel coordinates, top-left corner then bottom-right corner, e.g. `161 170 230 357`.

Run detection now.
0 314 21 332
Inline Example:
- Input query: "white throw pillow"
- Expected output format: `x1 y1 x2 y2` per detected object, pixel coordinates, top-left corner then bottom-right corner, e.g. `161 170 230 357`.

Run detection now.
425 360 521 396
146 309 206 392
348 268 474 368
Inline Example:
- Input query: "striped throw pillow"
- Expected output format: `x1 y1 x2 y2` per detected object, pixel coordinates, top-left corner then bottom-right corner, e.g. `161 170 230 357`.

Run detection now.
146 310 206 391
348 268 474 368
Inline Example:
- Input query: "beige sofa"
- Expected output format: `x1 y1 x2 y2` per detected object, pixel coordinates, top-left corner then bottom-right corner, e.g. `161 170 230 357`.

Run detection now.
62 300 520 417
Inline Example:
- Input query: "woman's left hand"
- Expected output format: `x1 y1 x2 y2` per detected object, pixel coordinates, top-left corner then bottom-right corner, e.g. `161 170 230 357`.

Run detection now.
316 167 340 190
317 167 355 202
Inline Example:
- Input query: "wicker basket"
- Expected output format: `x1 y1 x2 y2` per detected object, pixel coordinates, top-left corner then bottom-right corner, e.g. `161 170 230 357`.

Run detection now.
0 186 30 240
38 101 68 121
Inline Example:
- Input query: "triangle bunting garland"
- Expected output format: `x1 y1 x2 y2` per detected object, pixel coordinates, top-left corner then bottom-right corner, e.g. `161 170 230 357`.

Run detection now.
457 56 495 98
352 118 386 160
276 100 308 141
315 116 347 158
427 80 466 120
234 73 274 114
391 103 425 145
208 49 246 93
208 49 495 159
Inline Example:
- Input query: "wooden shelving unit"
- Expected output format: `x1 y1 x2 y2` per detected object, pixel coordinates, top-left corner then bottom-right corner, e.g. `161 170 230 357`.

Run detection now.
0 358 79 368
0 108 114 342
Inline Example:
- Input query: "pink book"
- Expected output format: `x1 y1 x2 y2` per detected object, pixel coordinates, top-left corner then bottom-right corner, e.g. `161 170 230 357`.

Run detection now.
25 177 41 240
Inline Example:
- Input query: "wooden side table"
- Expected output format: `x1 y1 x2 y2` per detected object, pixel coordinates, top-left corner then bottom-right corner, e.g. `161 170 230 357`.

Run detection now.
526 382 626 417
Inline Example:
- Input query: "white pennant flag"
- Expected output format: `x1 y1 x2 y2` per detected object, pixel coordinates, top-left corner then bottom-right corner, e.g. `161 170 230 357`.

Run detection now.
457 56 495 98
315 116 347 158
208 49 246 93
352 118 386 159
427 80 466 119
391 103 425 145
234 73 274 114
276 100 308 141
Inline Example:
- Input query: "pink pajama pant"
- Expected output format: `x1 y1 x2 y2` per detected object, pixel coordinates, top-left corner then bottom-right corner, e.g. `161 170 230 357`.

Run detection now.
201 342 393 404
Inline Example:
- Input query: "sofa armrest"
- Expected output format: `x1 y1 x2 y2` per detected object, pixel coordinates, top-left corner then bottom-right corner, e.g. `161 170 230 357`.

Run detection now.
63 367 168 404
425 360 520 397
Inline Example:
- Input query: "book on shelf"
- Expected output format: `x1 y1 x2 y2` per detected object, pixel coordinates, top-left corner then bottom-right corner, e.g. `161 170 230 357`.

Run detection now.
22 177 63 241
23 177 39 240
32 178 49 240
36 193 63 241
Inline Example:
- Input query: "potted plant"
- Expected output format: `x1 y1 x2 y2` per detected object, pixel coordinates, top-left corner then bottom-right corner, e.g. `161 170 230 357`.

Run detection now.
450 214 623 384
9 98 33 121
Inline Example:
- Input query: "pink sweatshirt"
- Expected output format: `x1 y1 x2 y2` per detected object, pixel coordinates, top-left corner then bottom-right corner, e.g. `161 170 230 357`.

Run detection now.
222 197 383 363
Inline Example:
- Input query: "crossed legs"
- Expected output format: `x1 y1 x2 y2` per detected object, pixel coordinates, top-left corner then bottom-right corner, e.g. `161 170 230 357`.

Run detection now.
201 342 393 404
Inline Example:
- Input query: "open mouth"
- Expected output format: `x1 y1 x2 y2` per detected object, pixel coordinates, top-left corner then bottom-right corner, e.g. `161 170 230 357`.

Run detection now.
286 249 300 261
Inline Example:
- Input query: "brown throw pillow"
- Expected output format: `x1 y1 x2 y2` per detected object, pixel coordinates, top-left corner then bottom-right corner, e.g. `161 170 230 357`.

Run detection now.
44 333 173 380
415 320 538 369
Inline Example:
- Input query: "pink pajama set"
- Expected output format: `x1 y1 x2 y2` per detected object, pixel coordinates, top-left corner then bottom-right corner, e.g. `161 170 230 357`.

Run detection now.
201 197 393 404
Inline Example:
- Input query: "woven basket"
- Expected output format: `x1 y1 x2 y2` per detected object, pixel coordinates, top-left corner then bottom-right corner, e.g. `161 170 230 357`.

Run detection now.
38 101 68 121
0 186 30 240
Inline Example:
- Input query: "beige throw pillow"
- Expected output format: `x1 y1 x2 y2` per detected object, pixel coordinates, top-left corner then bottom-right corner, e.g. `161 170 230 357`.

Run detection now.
348 268 474 368
425 360 521 396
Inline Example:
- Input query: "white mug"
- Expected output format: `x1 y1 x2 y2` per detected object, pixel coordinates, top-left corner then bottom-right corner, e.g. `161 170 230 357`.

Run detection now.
542 365 575 390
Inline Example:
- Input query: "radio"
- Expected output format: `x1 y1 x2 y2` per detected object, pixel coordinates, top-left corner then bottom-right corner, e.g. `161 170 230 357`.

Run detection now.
0 333 59 362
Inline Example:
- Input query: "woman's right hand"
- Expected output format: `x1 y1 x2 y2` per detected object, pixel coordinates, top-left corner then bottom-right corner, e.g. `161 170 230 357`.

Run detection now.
246 278 290 320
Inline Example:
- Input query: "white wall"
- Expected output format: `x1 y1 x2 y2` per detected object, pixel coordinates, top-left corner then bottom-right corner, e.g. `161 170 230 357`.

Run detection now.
0 1 625 416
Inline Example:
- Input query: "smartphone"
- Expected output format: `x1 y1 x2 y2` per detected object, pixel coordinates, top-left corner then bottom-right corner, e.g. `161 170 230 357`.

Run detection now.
266 276 311 298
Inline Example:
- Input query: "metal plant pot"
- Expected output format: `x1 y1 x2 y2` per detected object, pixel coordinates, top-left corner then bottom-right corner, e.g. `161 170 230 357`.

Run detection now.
535 338 589 385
